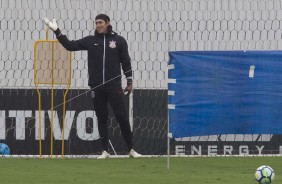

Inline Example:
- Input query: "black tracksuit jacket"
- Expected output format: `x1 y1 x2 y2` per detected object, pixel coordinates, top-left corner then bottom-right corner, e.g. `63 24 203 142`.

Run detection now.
56 29 134 151
56 30 132 86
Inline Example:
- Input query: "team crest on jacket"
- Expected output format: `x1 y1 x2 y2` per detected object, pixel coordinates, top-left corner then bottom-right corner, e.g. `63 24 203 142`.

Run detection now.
109 40 116 48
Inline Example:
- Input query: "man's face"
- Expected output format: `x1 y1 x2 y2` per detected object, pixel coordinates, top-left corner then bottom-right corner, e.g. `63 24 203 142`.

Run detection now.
95 19 109 34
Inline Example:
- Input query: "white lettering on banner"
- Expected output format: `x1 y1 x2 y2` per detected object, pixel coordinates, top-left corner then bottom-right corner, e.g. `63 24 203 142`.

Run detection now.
1 110 99 141
191 145 201 155
223 145 233 155
208 145 217 156
0 111 5 140
256 146 264 155
76 110 100 140
35 111 45 140
62 111 76 140
47 110 75 140
239 145 249 155
175 145 272 155
9 111 32 140
175 145 185 155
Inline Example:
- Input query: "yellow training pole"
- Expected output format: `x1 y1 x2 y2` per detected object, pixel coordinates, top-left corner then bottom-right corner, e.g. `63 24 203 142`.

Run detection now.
50 41 55 158
34 41 43 159
62 86 69 158
62 52 72 158
34 27 72 159
46 28 49 40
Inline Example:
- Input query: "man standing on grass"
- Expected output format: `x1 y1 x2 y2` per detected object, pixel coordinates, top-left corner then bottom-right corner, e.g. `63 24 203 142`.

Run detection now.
44 14 141 159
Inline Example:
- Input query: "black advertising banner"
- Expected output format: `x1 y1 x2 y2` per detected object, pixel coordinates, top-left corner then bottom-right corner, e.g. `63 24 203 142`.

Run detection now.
0 89 281 156
0 88 129 155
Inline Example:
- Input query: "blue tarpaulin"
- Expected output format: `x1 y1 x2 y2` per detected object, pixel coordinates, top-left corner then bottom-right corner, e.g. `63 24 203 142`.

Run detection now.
168 51 282 138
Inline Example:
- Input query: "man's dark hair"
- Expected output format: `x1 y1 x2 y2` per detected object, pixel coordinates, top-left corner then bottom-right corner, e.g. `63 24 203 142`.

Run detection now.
95 14 110 22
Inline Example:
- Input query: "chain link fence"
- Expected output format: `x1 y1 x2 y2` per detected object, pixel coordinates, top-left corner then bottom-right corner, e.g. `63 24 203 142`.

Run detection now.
2 0 282 89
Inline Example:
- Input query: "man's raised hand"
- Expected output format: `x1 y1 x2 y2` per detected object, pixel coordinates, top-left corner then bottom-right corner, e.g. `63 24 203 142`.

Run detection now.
43 18 58 31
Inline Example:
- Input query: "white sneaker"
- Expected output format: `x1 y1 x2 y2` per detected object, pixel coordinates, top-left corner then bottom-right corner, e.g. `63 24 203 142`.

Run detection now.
97 151 110 159
129 149 141 158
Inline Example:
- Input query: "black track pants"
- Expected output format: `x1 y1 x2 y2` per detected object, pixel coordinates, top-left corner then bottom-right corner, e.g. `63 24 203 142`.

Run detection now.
91 85 133 152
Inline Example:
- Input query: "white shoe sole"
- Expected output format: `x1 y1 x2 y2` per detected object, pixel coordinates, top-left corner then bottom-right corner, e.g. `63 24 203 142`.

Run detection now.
129 154 142 158
97 156 109 159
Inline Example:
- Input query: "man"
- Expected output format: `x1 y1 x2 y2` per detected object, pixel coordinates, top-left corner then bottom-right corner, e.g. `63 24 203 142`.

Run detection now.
44 14 141 159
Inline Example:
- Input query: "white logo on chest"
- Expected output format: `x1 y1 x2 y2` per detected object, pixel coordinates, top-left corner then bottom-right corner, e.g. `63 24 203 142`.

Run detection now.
109 40 116 48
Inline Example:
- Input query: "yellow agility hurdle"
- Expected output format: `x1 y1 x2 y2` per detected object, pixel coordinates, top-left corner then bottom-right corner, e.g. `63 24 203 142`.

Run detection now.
34 28 72 158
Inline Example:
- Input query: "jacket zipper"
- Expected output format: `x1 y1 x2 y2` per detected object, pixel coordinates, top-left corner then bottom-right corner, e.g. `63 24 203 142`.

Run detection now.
103 35 106 84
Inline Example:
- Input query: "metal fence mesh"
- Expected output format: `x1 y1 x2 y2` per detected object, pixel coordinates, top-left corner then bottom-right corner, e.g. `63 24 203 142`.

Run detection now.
2 0 282 89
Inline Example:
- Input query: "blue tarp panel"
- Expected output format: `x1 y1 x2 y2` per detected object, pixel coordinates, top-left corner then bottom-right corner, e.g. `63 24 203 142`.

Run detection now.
168 51 282 138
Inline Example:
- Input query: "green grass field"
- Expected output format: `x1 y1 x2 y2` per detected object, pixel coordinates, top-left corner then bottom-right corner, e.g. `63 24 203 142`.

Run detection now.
0 157 281 184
